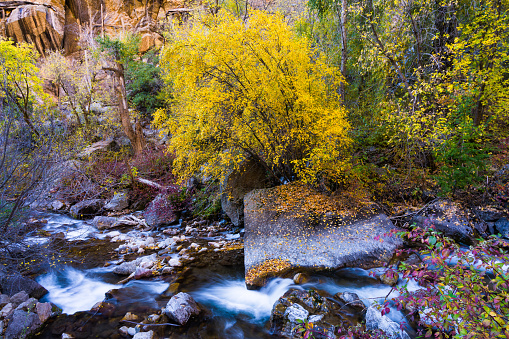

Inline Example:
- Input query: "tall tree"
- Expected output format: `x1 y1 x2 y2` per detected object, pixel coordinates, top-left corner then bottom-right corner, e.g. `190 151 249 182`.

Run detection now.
98 35 147 155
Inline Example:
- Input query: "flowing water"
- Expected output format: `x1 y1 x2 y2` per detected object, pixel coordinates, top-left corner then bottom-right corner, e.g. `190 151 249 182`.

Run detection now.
31 213 418 338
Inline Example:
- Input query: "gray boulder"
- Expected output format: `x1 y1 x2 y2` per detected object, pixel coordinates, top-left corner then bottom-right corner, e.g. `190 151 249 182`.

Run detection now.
495 218 509 238
70 199 104 220
334 291 366 312
92 216 118 230
474 206 504 222
144 194 178 227
244 186 403 288
78 139 117 159
365 305 410 339
411 200 475 244
9 291 29 306
4 309 41 339
36 302 52 323
113 261 137 275
50 200 66 211
104 191 129 211
133 330 154 339
221 158 270 227
164 292 200 325
0 274 48 299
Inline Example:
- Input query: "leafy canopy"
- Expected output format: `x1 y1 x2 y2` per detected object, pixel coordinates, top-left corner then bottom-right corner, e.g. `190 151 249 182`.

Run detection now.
155 11 351 184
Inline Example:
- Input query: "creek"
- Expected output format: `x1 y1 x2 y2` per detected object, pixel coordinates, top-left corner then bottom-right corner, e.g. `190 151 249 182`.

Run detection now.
30 212 417 338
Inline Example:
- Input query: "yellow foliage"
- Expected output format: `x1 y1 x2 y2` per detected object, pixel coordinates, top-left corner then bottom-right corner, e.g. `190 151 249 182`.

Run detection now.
155 11 351 184
0 39 49 134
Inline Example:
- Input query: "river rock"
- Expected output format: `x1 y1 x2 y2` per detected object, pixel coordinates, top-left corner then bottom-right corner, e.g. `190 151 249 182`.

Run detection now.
495 218 509 238
104 191 129 211
0 303 14 318
4 309 41 339
270 289 354 339
36 302 52 323
70 199 104 219
122 312 139 321
9 291 29 306
334 292 366 313
293 273 309 284
50 200 66 211
119 326 130 336
133 331 154 339
0 294 10 308
113 261 137 275
221 158 270 227
92 216 118 230
78 139 117 159
474 206 504 222
0 274 48 299
15 297 37 312
144 193 178 227
380 271 399 286
164 292 200 325
244 185 404 288
134 267 153 279
365 305 411 339
411 200 475 244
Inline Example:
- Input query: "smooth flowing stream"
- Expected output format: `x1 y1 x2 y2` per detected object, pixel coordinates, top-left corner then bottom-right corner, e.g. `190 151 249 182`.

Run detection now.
31 212 418 338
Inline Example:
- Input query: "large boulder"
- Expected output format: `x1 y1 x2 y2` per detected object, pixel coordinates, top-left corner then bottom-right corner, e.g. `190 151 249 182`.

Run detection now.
77 139 117 159
144 194 178 227
221 158 270 227
104 191 129 211
70 199 104 219
495 218 509 238
4 309 41 339
270 289 361 338
92 216 118 230
365 305 411 339
163 292 200 325
0 274 48 299
244 184 403 288
411 200 476 244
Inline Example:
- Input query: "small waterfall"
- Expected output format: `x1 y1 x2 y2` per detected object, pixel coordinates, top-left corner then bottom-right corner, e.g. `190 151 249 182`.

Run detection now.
192 277 295 322
37 267 116 314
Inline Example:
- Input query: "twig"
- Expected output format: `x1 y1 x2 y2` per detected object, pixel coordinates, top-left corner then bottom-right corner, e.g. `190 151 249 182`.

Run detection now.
389 197 443 221
121 320 181 327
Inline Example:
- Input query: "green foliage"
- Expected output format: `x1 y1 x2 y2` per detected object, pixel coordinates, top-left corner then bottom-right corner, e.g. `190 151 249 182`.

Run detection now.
191 187 222 219
125 50 165 117
433 101 490 194
155 10 351 186
96 33 140 65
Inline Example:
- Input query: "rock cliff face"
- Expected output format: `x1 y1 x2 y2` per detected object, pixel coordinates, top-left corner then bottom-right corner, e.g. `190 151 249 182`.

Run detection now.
0 0 184 55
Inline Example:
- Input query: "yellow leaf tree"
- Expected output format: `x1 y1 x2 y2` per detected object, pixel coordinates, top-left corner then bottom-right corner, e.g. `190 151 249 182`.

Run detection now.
155 11 351 185
0 39 46 138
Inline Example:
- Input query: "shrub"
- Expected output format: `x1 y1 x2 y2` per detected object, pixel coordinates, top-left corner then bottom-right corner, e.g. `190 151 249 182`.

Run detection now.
155 10 350 186
377 227 509 339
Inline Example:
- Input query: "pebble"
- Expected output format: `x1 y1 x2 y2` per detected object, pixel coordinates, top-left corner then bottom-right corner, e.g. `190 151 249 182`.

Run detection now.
122 312 139 321
148 314 160 322
169 258 182 267
119 326 130 336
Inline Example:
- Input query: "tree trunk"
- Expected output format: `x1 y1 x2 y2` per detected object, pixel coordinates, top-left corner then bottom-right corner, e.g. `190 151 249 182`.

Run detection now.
339 0 347 103
115 64 146 155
